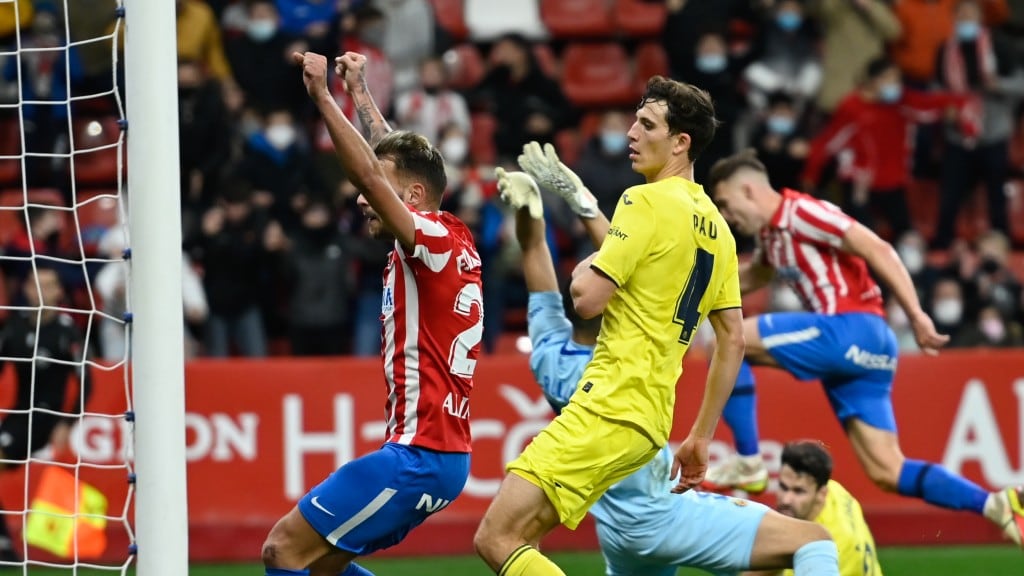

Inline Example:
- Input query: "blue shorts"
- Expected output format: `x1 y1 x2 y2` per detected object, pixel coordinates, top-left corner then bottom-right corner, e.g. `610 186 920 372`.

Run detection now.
298 442 469 555
596 488 769 576
758 311 899 432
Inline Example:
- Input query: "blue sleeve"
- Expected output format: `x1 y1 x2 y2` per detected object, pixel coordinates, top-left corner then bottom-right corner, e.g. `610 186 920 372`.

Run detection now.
527 292 592 414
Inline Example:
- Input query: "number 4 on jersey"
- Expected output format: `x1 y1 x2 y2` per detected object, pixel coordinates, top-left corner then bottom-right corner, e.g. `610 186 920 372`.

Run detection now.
674 249 715 345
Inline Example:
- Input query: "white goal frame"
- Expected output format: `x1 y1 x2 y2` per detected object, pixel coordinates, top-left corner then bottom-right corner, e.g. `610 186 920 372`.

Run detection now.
123 0 188 574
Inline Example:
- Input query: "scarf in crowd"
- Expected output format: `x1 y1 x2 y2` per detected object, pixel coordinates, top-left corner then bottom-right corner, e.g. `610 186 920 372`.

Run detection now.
941 27 995 146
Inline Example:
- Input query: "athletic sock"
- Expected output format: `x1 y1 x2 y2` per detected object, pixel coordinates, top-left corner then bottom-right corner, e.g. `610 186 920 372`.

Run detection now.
723 360 760 456
792 539 839 576
498 545 566 576
897 459 988 514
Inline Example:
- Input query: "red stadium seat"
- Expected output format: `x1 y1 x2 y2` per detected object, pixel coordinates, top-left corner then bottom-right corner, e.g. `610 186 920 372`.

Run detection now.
0 115 22 187
444 43 485 90
540 0 614 39
469 112 497 165
561 43 634 107
430 0 469 40
71 115 124 188
613 0 667 37
554 129 581 167
633 41 669 97
0 187 65 247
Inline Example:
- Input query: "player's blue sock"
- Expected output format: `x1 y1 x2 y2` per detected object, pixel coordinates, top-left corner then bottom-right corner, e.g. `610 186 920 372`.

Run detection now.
792 539 839 576
339 563 375 576
265 569 308 575
722 361 760 456
897 459 988 513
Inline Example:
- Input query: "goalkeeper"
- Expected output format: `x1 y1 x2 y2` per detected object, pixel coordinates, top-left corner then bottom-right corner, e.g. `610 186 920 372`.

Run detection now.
498 146 839 576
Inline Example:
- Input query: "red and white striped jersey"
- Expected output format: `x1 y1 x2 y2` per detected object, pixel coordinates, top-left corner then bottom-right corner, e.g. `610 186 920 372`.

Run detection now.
756 189 884 316
381 209 483 453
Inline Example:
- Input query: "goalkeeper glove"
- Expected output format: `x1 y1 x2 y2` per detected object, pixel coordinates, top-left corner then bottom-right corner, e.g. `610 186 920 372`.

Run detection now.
517 141 599 219
495 167 544 219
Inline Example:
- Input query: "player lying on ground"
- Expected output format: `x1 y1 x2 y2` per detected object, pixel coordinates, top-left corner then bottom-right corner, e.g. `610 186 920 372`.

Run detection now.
744 441 882 576
474 76 749 576
702 151 1024 547
497 158 839 576
260 51 483 576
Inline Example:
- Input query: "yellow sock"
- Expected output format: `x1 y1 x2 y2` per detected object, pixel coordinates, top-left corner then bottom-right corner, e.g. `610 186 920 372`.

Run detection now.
498 545 567 576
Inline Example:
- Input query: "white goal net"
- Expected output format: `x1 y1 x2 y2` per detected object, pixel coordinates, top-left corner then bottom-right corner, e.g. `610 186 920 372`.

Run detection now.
0 0 136 572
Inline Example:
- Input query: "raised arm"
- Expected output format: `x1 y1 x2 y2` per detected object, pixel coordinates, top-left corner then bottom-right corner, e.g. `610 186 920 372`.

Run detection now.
294 51 415 250
497 168 560 293
842 222 949 354
336 52 394 147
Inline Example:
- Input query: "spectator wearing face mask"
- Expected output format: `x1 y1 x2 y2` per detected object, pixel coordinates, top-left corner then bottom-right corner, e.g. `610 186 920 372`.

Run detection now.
894 230 944 303
436 123 483 231
270 200 355 356
574 110 645 220
178 59 232 246
806 0 902 115
752 91 810 190
803 57 973 240
237 107 324 232
689 31 744 182
931 0 1024 249
314 7 394 160
395 56 471 145
743 0 823 111
929 276 969 346
964 231 1023 323
956 304 1024 347
226 0 309 116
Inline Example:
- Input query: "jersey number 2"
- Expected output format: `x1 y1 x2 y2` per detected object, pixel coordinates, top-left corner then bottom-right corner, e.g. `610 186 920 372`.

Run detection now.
673 249 715 345
449 283 483 378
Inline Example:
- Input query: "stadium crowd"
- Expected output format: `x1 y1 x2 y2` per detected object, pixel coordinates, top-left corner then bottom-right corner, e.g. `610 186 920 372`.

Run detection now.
0 0 1023 359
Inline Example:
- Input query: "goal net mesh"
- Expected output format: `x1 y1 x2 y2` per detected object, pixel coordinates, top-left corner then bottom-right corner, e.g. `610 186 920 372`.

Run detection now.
0 0 134 572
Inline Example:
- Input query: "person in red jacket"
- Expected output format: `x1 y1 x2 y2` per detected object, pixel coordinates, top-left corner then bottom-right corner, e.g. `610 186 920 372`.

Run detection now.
803 57 973 240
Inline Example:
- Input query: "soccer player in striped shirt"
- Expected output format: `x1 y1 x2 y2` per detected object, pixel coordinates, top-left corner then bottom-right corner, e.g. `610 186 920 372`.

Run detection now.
704 150 1024 548
496 159 839 576
261 52 483 576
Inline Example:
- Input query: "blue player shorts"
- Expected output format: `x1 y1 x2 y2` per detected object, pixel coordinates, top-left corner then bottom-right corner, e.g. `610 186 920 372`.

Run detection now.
297 442 469 555
596 488 770 576
758 311 899 432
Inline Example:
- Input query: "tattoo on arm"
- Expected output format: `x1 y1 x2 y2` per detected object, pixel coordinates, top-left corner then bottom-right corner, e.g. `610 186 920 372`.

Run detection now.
353 71 392 147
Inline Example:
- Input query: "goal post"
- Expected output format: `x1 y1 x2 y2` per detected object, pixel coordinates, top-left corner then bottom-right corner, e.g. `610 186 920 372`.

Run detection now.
123 0 189 573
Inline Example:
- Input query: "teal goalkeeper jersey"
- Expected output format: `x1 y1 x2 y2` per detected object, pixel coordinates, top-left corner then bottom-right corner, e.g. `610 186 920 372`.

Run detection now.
526 291 678 531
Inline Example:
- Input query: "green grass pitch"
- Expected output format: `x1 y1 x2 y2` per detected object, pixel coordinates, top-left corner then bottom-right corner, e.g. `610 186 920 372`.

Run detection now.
26 546 1023 575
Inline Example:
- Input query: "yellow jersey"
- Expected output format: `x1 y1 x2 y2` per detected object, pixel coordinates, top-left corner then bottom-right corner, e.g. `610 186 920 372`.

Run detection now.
783 480 882 576
574 176 740 446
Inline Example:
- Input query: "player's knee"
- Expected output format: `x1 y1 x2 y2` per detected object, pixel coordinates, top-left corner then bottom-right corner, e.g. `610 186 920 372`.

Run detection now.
261 525 293 568
865 465 900 492
472 518 495 558
260 539 282 568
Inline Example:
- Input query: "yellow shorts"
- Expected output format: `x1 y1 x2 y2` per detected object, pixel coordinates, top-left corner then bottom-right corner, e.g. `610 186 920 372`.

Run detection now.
505 400 658 530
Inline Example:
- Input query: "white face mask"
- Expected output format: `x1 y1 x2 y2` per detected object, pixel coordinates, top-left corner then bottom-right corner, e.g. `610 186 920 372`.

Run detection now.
980 318 1005 342
887 305 909 329
897 245 925 275
440 137 468 165
933 298 963 325
265 124 296 150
